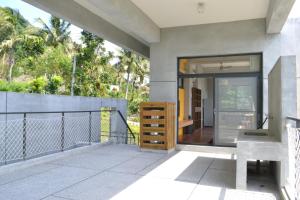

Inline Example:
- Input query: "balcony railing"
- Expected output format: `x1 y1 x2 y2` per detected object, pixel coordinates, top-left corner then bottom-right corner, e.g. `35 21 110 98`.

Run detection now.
0 109 137 166
286 117 300 200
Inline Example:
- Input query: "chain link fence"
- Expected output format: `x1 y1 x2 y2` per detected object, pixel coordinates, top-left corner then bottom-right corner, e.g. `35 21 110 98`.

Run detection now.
296 128 300 200
0 109 137 166
286 117 300 200
100 109 138 145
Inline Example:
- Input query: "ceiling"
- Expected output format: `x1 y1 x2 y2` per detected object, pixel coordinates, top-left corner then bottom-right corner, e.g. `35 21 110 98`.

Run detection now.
130 0 270 28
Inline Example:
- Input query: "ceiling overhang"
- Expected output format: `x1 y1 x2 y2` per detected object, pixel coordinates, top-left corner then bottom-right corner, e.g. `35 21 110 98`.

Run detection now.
23 0 296 57
129 0 270 28
266 0 296 33
23 0 150 58
74 0 160 44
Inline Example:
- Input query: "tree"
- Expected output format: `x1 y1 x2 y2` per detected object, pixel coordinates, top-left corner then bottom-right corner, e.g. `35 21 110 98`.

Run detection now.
28 76 47 94
37 16 71 49
46 75 63 94
0 7 43 82
0 7 28 43
24 45 72 92
131 56 149 88
0 6 150 116
38 15 78 95
116 50 149 99
74 31 114 97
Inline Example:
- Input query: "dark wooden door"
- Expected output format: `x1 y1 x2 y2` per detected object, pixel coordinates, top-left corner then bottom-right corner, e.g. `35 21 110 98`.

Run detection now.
192 87 202 130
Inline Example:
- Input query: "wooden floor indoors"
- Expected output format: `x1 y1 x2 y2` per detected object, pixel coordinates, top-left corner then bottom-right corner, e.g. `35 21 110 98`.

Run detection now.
180 127 214 145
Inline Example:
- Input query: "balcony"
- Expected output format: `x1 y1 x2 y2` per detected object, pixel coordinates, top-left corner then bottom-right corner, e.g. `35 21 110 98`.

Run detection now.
0 91 285 200
0 143 280 200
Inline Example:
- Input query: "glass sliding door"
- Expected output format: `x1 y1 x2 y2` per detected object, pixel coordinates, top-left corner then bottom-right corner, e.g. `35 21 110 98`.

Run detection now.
214 77 258 146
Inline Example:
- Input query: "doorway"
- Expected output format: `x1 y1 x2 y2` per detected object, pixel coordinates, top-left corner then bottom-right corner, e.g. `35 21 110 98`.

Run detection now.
177 54 262 147
178 77 214 145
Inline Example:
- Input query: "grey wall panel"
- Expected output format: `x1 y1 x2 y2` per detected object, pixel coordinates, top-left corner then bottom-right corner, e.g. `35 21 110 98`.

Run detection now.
0 92 127 164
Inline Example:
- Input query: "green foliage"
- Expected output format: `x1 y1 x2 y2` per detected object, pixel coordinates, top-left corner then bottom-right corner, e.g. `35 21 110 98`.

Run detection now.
16 36 45 58
116 49 149 100
46 75 63 94
37 16 71 48
128 86 149 115
0 8 150 116
128 123 139 134
0 75 64 95
0 7 44 81
28 77 47 94
0 7 28 43
25 45 72 79
74 31 113 97
0 80 28 92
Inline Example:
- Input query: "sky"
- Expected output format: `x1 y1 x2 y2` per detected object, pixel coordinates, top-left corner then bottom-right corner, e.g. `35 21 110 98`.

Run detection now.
0 0 121 55
289 0 300 18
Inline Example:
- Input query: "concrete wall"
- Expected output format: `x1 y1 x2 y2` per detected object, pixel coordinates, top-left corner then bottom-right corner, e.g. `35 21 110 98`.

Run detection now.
0 92 126 113
150 18 300 131
0 92 127 164
268 56 296 186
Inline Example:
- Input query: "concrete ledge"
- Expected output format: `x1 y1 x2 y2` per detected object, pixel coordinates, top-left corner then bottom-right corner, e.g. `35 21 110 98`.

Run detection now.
266 0 296 33
140 148 175 154
0 142 112 176
176 144 236 155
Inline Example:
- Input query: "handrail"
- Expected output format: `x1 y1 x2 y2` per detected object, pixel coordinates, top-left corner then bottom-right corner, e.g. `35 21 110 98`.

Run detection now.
0 109 137 166
0 109 136 144
0 110 112 115
286 116 300 122
116 110 136 143
258 117 268 129
286 117 300 128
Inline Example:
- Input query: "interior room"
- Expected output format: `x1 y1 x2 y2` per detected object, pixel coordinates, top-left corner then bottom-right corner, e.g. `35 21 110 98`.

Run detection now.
177 54 262 146
178 76 214 145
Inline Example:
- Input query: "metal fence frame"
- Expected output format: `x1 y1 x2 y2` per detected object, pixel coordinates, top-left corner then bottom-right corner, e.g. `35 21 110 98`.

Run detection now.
0 109 137 166
286 117 300 200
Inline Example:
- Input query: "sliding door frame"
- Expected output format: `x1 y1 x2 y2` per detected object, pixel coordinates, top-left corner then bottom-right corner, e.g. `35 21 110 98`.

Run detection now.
177 53 263 147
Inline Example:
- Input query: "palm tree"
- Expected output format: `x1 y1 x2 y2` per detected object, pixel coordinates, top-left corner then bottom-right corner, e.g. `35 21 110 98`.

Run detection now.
0 7 28 42
116 50 136 99
38 16 77 95
131 56 149 87
116 50 149 99
37 16 71 49
0 7 38 82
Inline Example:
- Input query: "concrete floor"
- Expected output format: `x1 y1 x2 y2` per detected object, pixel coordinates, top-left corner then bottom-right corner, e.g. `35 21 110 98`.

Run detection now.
0 144 280 200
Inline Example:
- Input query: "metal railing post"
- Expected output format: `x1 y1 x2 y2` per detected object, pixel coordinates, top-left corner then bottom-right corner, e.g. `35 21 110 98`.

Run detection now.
89 111 92 144
0 109 136 166
296 121 300 128
22 113 27 160
61 112 65 151
109 110 112 139
117 110 135 144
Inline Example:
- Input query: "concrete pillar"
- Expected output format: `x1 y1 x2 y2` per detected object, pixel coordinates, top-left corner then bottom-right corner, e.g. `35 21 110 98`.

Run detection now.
236 156 247 190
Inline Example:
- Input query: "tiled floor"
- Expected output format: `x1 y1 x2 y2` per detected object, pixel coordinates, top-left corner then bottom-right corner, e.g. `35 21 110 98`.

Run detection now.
0 144 280 200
